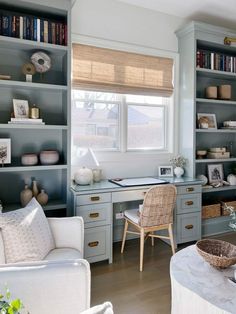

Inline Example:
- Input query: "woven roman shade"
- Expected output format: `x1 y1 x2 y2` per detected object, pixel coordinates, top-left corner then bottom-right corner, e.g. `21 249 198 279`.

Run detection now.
72 44 174 96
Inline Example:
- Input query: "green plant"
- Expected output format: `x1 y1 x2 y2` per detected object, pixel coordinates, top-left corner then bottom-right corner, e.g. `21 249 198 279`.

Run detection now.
0 288 23 314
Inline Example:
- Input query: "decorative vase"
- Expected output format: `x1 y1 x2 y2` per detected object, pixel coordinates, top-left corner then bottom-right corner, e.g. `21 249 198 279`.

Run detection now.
39 150 59 165
21 153 38 166
174 167 184 178
37 189 48 205
32 180 39 197
20 185 33 207
74 167 93 185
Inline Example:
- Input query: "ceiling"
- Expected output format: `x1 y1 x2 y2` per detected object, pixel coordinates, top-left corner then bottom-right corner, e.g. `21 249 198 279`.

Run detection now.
117 0 236 29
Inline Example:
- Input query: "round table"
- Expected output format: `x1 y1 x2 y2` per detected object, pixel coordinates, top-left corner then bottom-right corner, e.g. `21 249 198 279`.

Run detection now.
170 245 236 314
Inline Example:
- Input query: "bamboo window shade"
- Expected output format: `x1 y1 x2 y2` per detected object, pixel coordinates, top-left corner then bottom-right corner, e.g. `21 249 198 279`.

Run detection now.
72 44 174 96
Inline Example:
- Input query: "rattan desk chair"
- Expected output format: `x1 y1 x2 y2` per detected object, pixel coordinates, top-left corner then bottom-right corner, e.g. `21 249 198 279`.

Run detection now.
121 184 177 271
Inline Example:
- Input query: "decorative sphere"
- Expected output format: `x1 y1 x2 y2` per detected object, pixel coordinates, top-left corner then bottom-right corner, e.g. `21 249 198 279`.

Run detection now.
75 167 93 185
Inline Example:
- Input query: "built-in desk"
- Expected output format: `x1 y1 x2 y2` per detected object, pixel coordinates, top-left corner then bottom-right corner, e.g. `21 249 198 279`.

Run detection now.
71 177 202 263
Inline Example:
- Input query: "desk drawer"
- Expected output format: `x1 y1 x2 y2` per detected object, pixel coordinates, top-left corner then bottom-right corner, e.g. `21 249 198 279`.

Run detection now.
176 212 201 244
176 194 201 214
76 203 112 227
84 225 111 262
112 189 147 203
177 185 201 195
76 193 111 206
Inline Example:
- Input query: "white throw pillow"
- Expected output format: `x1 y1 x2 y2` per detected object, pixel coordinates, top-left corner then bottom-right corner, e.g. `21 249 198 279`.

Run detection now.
0 198 55 263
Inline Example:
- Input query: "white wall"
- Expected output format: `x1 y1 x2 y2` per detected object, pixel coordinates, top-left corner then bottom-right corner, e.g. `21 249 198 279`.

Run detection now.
71 0 186 179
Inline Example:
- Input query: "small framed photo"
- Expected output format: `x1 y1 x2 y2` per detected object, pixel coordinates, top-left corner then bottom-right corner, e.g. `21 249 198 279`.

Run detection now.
13 99 29 118
0 139 11 165
158 166 173 177
208 163 224 183
197 113 217 129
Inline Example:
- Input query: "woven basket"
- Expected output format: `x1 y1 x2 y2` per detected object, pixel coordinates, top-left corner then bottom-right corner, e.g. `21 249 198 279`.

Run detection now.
196 239 236 268
202 203 221 219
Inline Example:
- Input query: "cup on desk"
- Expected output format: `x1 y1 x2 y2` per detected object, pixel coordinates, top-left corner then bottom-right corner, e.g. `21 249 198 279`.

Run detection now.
93 169 102 183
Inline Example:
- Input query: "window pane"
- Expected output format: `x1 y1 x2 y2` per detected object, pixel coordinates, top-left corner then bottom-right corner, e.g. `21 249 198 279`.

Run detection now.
72 91 120 150
127 105 165 150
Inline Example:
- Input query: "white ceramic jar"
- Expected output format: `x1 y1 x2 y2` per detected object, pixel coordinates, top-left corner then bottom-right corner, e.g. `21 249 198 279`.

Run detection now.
74 167 93 185
39 150 59 165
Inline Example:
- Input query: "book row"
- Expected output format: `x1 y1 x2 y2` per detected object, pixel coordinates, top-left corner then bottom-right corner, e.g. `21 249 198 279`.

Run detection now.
0 12 67 46
196 50 236 73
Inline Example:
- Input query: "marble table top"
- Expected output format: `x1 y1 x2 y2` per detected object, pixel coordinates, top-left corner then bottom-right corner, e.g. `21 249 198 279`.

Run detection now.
170 245 236 313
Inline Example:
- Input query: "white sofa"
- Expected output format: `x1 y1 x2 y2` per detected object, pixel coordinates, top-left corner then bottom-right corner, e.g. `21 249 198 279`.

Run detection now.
0 217 91 313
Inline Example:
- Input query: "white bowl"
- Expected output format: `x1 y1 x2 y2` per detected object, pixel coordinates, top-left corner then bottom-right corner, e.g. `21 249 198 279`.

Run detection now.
21 153 38 166
39 150 59 165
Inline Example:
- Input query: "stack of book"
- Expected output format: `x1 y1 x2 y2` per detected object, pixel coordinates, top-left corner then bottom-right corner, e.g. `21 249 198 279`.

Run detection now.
196 49 236 73
0 11 67 46
8 118 45 125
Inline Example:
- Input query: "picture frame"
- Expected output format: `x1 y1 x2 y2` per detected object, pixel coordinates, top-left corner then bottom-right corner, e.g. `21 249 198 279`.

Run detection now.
197 113 217 129
158 166 173 177
207 163 224 183
13 99 29 118
0 139 11 165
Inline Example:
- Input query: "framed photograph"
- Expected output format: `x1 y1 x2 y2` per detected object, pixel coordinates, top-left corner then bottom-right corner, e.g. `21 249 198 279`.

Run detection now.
13 99 29 118
158 166 173 177
207 164 224 183
0 139 11 165
197 113 217 129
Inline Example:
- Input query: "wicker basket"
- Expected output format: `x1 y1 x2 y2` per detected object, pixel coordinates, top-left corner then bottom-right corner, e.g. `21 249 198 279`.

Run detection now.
222 201 236 216
196 239 236 268
202 203 221 219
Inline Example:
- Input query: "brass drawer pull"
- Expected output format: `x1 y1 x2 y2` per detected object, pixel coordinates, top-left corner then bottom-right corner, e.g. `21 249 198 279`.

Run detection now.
90 196 100 202
88 241 99 247
89 213 99 218
185 224 194 230
186 187 194 192
185 201 194 206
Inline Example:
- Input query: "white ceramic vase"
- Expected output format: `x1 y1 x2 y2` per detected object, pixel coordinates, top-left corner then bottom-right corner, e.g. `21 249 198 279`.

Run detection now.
174 167 184 178
74 167 93 185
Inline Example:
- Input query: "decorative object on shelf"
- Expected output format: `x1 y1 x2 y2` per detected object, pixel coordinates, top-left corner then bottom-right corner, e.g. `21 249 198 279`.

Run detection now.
75 148 100 185
31 51 51 74
222 202 236 230
29 105 40 119
207 147 230 159
21 153 38 166
196 174 208 185
0 74 11 80
223 121 236 128
196 239 236 268
202 203 221 219
227 174 236 186
36 189 48 205
22 62 36 82
170 155 187 178
8 118 45 125
0 138 11 166
196 150 207 159
158 165 173 177
224 36 236 46
13 99 29 118
93 168 102 183
39 150 59 165
20 184 33 207
197 113 217 129
74 167 93 185
207 163 224 183
32 180 39 197
0 200 3 213
205 86 217 99
218 85 231 100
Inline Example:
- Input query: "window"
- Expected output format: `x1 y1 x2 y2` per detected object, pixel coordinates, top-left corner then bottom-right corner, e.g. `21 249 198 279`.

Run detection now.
71 90 170 152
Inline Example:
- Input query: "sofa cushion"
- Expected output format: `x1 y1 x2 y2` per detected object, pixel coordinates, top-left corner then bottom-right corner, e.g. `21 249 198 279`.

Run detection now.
0 198 55 263
44 248 82 261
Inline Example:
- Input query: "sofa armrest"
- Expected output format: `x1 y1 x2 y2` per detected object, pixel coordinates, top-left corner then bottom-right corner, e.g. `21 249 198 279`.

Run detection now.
47 217 84 256
0 259 90 314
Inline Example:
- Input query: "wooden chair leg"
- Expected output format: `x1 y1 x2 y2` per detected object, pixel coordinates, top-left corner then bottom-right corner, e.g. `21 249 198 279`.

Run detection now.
140 228 145 271
151 231 154 246
168 224 175 255
121 219 129 253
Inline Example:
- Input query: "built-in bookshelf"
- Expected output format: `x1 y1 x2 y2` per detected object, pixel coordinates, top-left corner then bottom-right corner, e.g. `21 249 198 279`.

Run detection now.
0 0 71 216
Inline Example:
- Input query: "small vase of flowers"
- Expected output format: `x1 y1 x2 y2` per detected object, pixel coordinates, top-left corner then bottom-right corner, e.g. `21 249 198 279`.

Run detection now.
170 155 187 178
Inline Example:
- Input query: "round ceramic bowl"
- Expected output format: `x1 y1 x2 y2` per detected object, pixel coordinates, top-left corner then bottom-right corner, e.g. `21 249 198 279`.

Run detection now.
21 153 38 166
39 150 59 165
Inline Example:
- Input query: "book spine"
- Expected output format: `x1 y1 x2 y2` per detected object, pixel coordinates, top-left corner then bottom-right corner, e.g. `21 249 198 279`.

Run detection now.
2 15 9 36
40 19 44 42
11 15 16 37
51 22 56 44
210 52 214 70
37 18 40 42
15 16 20 38
44 20 48 43
33 17 37 41
48 21 52 44
64 24 67 46
26 16 30 40
19 16 23 39
30 16 34 40
56 23 60 45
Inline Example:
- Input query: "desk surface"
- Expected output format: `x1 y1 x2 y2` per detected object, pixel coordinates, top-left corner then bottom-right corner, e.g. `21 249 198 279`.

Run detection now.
71 176 202 194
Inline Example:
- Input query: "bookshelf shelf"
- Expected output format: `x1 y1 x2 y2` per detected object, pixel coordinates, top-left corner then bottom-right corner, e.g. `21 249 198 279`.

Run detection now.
196 68 236 80
3 199 67 212
0 164 68 173
0 79 67 91
0 124 68 130
196 129 236 133
195 158 236 163
196 98 236 106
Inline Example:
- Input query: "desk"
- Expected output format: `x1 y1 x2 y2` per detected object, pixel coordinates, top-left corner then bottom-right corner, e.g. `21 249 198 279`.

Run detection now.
171 245 236 314
71 177 202 263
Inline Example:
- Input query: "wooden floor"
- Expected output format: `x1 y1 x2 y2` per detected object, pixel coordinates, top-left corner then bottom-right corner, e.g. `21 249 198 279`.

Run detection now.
91 233 236 314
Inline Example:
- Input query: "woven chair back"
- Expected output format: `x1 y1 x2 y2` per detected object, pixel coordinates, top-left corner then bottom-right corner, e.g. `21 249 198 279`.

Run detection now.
140 184 177 227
